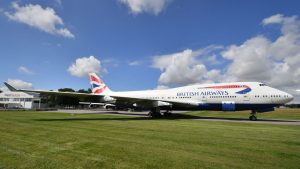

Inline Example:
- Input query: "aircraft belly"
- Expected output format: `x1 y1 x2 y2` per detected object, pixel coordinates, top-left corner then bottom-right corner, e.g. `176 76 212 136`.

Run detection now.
193 103 281 111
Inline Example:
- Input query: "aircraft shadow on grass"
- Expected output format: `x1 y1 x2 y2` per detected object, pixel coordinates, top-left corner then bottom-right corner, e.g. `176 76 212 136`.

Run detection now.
34 111 300 123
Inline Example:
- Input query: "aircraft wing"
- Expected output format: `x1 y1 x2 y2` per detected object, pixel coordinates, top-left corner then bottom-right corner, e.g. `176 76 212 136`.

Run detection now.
107 93 200 109
4 82 200 109
4 82 96 99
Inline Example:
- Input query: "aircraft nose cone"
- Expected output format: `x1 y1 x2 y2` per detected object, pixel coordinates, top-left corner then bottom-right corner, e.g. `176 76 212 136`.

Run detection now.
280 92 293 103
289 94 294 102
284 93 294 103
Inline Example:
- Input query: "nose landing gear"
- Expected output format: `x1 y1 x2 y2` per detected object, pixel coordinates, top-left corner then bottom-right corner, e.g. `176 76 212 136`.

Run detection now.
249 110 257 121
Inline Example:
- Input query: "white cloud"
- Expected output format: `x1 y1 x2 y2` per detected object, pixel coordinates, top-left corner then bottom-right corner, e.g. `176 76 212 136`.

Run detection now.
222 14 300 87
155 85 169 90
68 56 103 77
6 79 33 89
18 66 34 75
221 14 300 102
152 47 223 86
119 0 171 15
262 14 285 25
204 69 224 84
153 49 204 85
101 59 119 67
5 2 74 38
206 55 221 65
222 36 272 82
263 14 300 34
128 60 141 66
0 86 9 92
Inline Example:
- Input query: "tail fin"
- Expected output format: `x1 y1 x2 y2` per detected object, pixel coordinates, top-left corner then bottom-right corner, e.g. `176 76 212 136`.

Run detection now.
4 82 17 91
88 73 111 94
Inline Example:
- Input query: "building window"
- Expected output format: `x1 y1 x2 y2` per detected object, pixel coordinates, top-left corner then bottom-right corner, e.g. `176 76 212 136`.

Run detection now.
3 98 9 102
25 98 32 102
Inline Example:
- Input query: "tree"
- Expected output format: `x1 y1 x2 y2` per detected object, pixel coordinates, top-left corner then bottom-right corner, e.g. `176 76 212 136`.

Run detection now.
56 88 79 107
77 88 91 93
77 88 99 103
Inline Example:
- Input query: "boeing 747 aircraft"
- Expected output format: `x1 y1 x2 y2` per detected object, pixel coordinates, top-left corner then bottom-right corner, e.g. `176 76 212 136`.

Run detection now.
4 73 293 120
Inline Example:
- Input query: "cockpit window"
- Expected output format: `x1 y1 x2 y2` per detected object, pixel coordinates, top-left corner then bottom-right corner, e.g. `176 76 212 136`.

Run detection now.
259 83 267 86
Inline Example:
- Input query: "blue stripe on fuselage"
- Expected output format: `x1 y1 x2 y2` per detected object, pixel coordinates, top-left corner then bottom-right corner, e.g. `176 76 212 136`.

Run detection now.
236 88 251 94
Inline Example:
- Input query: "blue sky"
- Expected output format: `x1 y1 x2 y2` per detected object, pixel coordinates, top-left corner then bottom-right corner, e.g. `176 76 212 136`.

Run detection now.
0 0 300 102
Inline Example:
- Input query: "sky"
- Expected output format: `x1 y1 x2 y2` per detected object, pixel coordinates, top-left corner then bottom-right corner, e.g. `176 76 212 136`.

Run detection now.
0 0 300 102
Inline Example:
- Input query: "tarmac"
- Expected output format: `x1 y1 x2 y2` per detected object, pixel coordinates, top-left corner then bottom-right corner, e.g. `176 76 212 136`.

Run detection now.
47 109 300 125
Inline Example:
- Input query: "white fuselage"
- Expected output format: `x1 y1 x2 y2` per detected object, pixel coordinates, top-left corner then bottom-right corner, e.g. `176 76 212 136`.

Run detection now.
105 82 293 111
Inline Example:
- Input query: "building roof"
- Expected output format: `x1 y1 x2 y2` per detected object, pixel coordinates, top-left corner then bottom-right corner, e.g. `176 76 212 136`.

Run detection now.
0 91 34 98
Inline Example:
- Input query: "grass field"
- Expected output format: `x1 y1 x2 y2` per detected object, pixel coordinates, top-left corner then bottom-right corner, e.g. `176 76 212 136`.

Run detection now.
0 109 300 169
186 108 300 120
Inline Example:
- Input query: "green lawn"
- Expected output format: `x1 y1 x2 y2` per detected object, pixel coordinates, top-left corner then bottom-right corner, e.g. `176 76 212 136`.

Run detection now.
186 108 300 120
0 109 299 169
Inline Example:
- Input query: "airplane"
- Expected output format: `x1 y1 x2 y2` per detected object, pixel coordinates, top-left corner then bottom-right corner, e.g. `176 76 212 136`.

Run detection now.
4 73 294 121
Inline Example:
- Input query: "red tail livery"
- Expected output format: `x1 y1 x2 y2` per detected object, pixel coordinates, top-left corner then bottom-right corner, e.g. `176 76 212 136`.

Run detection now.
89 73 111 94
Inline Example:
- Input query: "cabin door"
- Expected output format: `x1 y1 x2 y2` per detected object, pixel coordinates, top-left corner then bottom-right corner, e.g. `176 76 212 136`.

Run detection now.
201 95 207 102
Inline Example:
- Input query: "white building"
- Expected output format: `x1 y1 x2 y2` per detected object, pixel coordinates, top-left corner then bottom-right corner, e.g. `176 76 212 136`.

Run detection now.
0 91 39 109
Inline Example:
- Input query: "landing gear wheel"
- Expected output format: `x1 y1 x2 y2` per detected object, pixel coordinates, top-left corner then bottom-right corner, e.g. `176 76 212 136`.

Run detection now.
249 110 258 121
249 115 257 121
148 107 162 118
163 112 172 116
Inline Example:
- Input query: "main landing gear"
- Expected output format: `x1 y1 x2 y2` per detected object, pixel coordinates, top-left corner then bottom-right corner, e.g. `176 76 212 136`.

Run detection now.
249 110 257 121
148 107 161 118
163 109 172 116
148 107 172 118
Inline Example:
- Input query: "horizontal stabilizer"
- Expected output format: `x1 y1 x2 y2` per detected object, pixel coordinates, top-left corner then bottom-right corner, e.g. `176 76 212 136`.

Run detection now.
4 82 17 91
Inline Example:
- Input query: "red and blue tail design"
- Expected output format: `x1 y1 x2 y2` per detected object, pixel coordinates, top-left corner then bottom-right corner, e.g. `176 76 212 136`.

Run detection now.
89 73 111 94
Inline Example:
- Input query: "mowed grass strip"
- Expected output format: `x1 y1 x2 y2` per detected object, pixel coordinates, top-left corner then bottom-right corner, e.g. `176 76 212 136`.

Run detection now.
0 110 299 169
187 108 300 120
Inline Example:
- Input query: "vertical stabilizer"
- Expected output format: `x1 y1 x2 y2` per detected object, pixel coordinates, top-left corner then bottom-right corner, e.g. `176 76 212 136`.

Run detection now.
88 73 111 94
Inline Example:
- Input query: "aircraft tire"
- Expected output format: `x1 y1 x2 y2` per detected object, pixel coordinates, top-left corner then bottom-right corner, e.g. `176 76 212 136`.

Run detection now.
149 108 162 118
249 115 257 121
